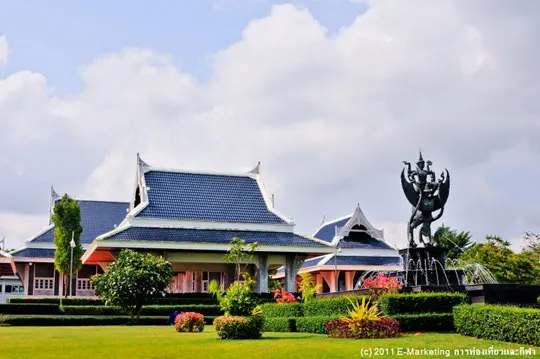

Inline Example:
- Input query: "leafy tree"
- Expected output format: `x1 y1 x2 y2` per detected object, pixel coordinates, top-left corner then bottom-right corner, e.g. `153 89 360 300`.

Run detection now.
524 232 540 257
92 249 173 322
459 235 540 284
52 194 83 297
224 237 260 281
433 225 473 260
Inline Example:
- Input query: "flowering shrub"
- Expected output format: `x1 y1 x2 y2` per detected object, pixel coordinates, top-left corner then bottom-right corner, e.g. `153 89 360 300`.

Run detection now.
274 288 296 304
325 318 400 339
362 274 403 300
213 315 264 339
174 312 205 333
210 274 258 316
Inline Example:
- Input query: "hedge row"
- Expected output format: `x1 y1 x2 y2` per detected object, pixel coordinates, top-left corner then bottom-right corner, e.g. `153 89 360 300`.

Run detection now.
390 313 454 332
0 315 217 326
260 303 303 318
454 305 540 346
380 293 468 315
304 296 367 316
9 298 104 306
262 316 338 334
9 297 219 306
1 304 222 316
0 304 60 315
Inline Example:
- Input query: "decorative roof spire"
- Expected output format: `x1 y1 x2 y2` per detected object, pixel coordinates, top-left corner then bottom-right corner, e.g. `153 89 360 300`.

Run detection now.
49 185 61 224
418 149 424 162
137 153 150 168
248 161 261 174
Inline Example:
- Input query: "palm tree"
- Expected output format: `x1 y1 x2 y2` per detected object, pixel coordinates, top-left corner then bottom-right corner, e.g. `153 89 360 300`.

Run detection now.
433 225 473 260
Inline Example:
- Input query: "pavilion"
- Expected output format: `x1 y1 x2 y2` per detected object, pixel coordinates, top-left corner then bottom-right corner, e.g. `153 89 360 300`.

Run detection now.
274 205 402 292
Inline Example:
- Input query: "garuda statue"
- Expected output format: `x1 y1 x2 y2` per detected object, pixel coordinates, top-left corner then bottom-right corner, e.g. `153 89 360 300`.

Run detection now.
401 152 450 247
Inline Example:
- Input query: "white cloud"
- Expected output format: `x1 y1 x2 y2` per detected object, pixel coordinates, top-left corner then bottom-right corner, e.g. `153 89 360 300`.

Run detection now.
0 36 8 67
1 2 540 249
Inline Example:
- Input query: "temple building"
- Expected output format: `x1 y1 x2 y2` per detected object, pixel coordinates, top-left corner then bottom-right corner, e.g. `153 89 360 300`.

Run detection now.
7 156 331 297
6 155 402 298
274 205 401 293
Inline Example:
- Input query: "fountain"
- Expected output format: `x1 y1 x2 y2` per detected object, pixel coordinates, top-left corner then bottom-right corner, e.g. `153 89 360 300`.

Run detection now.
353 152 540 306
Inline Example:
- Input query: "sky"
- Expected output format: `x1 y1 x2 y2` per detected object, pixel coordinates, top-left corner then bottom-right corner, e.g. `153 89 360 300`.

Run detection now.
1 0 539 251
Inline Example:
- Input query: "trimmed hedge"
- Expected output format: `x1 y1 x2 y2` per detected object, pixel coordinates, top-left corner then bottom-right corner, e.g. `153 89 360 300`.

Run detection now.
214 315 264 339
454 304 540 346
9 298 104 306
391 313 454 332
1 315 217 326
0 304 60 315
262 317 297 332
304 296 367 316
141 305 221 316
296 316 339 334
60 305 221 316
380 293 468 315
260 303 303 318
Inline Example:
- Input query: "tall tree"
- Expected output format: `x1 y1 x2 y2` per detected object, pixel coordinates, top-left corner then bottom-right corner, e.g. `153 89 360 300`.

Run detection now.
92 249 173 322
433 225 473 260
52 194 83 297
459 235 540 284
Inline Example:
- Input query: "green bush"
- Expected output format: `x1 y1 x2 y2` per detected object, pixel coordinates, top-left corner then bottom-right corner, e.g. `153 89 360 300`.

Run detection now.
380 293 468 315
303 296 367 316
454 304 540 346
296 316 339 334
263 317 296 332
153 298 218 305
213 315 264 339
1 316 166 326
61 306 123 315
0 303 60 315
260 303 304 318
390 313 454 332
537 296 540 305
9 298 104 306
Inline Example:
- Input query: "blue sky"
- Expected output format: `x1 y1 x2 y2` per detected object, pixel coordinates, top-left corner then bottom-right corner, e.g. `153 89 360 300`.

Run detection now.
1 0 539 250
0 0 365 90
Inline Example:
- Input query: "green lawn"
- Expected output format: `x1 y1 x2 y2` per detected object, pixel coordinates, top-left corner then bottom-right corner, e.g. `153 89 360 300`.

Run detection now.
0 326 537 359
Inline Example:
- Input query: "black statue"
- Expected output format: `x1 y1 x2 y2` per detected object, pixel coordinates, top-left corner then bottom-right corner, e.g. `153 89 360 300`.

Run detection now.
401 152 450 247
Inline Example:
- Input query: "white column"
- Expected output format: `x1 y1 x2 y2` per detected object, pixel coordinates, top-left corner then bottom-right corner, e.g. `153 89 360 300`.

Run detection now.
284 255 297 292
257 254 269 293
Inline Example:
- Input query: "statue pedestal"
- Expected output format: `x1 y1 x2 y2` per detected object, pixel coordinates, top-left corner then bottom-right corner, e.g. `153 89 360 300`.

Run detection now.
398 247 463 287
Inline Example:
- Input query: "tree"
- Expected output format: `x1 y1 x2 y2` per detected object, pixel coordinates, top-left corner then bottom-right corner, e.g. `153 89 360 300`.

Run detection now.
459 235 540 284
52 194 83 297
224 237 260 281
433 225 473 260
92 249 173 322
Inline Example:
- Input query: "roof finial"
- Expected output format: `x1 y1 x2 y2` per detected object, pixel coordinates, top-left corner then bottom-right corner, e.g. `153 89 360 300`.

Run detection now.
137 152 150 168
321 214 327 225
419 149 424 162
249 161 261 174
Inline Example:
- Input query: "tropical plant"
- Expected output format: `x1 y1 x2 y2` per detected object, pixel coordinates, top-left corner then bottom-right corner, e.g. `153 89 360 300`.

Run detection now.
433 225 473 260
52 194 83 297
362 273 403 301
174 312 205 333
224 237 260 281
273 288 296 304
91 249 174 322
340 297 382 323
298 272 321 303
209 274 257 316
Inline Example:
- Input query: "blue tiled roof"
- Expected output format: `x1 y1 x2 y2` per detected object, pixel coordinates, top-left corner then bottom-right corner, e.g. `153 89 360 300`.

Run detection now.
105 227 328 247
313 216 351 243
325 255 401 266
339 237 394 250
30 200 129 245
138 171 287 224
12 248 56 258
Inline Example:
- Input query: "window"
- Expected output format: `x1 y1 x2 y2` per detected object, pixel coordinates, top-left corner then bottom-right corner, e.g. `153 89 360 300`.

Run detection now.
34 278 54 290
201 272 222 293
5 285 23 293
77 278 95 291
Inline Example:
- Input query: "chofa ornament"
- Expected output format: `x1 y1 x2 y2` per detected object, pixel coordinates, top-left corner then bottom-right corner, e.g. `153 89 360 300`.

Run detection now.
401 151 450 248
